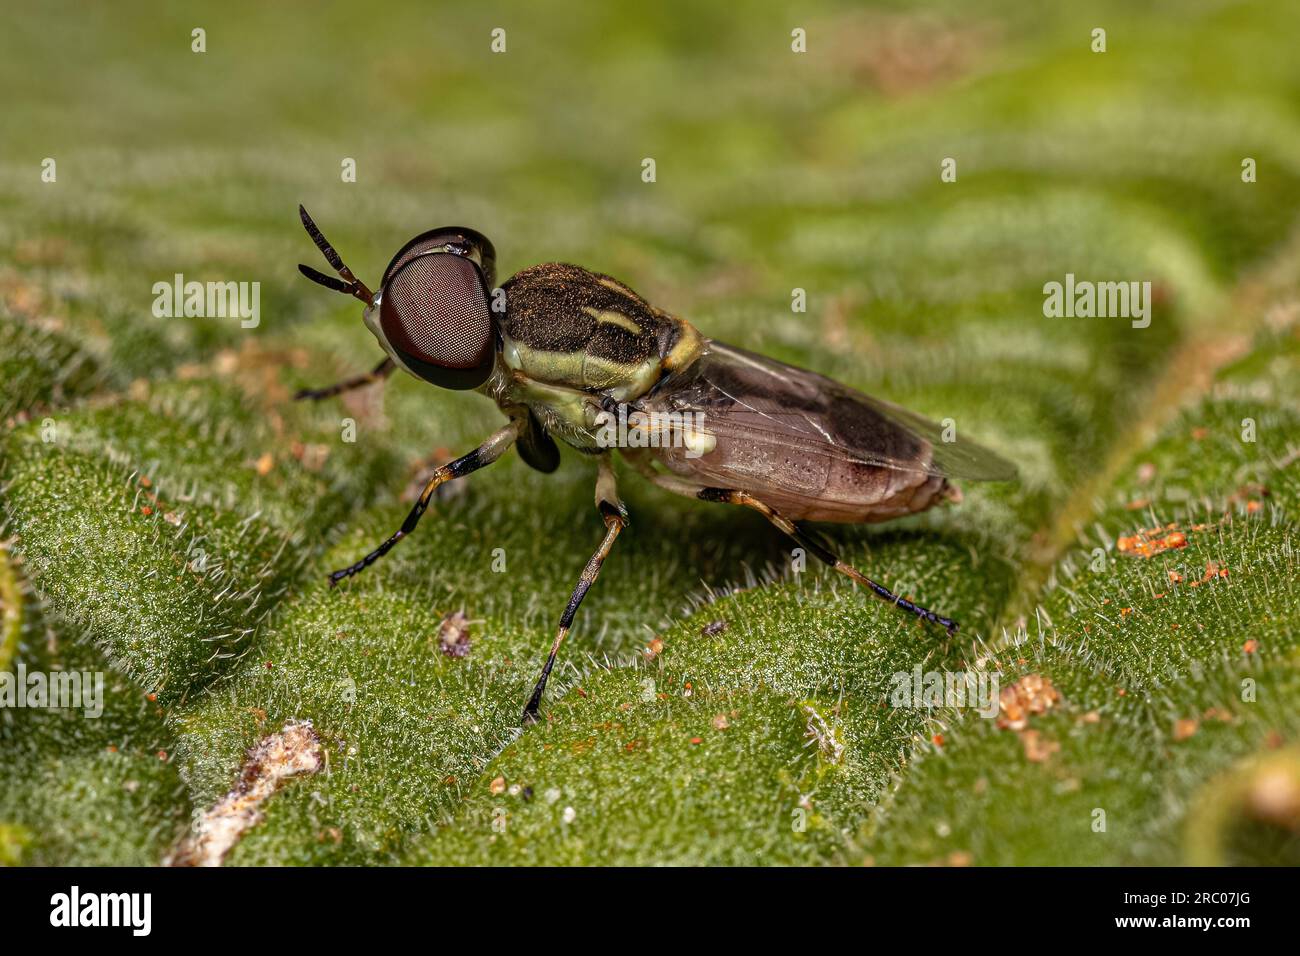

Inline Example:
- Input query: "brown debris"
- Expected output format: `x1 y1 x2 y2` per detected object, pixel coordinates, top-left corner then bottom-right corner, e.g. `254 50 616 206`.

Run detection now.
1226 483 1269 513
1201 561 1229 582
437 610 472 658
290 441 330 472
1173 718 1199 742
167 722 322 867
996 674 1062 731
832 11 995 97
1020 730 1060 763
700 620 729 637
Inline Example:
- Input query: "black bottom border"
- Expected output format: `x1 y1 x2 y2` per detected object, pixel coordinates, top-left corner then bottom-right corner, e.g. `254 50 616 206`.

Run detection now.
0 865 1283 942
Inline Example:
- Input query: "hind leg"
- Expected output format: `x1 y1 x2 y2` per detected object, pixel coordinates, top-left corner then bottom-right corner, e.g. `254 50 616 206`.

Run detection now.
630 462 957 634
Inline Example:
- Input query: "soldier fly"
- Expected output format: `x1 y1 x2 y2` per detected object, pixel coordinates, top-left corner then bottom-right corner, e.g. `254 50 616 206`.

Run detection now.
293 206 1017 724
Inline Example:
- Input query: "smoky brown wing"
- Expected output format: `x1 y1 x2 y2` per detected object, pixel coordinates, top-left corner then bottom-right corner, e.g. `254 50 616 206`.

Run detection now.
645 341 1018 482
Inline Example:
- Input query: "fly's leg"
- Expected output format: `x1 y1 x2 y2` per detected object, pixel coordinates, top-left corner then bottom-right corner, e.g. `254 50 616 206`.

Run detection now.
522 456 627 724
295 357 395 401
328 419 523 585
695 487 958 634
625 457 958 634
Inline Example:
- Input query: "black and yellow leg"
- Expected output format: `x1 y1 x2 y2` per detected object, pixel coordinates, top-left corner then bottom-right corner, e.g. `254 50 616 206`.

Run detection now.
695 487 958 634
328 419 524 585
521 497 627 724
295 357 396 402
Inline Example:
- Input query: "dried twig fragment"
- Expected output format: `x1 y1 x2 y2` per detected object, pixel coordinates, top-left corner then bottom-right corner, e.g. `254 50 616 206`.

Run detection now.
167 721 322 867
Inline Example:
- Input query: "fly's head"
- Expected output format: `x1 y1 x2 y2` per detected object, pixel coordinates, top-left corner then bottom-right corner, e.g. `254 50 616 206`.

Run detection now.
368 226 498 390
298 205 500 391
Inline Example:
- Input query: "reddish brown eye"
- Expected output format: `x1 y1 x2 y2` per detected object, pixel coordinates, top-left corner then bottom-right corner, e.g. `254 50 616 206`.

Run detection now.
381 227 496 289
380 253 495 390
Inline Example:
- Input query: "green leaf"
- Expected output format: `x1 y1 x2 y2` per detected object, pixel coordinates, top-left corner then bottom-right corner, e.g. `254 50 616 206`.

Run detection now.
3 0 1299 866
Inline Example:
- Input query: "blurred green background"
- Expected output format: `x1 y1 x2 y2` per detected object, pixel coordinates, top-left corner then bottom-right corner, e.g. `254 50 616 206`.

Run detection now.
1 0 1298 866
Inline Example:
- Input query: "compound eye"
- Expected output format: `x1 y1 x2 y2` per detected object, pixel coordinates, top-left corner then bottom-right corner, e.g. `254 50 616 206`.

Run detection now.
380 253 495 390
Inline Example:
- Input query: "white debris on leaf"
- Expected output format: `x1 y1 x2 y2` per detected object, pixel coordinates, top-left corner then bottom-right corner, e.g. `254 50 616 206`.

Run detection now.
802 703 845 765
167 720 322 867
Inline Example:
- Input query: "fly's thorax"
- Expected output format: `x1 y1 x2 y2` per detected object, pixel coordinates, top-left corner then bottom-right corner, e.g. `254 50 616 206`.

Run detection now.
498 262 703 399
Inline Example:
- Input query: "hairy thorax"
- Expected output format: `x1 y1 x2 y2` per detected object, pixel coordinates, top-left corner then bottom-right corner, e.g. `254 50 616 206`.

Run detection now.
484 262 703 448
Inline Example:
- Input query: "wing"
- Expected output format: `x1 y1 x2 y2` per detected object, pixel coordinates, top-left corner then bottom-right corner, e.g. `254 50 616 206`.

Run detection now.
643 341 1018 482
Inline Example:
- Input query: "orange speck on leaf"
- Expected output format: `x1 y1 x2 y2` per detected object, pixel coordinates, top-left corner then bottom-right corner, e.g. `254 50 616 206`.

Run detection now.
1020 730 1059 763
1117 527 1188 558
1202 561 1229 581
996 674 1062 731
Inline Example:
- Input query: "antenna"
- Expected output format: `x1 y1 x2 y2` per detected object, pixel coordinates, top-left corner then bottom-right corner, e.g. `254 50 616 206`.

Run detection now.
297 205 374 303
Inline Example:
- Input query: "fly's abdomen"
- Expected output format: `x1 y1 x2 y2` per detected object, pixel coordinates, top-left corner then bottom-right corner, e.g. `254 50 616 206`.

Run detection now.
639 340 965 522
653 435 953 522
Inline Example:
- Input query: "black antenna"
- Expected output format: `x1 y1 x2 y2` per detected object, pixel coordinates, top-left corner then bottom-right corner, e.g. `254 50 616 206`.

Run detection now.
297 205 374 303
